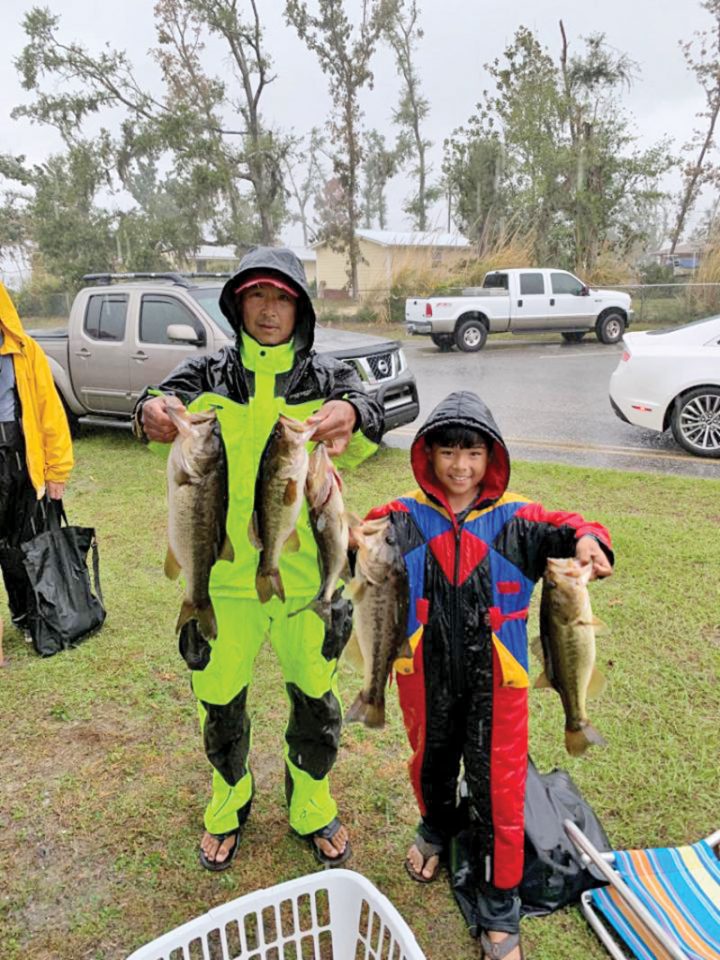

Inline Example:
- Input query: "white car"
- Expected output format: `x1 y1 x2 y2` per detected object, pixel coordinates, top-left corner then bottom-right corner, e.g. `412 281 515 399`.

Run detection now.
609 315 720 457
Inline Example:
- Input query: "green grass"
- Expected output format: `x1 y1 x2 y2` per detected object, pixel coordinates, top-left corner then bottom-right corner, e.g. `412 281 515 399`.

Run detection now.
0 434 718 959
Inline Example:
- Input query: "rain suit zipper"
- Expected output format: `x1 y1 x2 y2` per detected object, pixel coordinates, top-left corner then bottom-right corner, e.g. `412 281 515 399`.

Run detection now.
450 518 465 697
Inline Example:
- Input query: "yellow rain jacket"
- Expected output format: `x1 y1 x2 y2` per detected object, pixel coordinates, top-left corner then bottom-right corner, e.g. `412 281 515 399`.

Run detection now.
0 284 73 497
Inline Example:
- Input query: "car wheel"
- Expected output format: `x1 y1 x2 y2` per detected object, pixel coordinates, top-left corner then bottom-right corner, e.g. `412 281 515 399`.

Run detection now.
455 318 488 352
670 387 720 458
595 311 625 344
431 334 454 352
561 331 585 343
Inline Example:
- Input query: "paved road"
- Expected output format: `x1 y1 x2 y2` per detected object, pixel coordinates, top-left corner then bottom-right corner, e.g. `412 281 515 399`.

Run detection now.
385 337 720 479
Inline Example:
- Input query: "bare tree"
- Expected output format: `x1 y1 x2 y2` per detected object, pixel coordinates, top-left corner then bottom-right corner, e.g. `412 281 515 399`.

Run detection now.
670 0 720 254
385 0 437 230
285 0 394 297
283 127 327 245
361 130 399 229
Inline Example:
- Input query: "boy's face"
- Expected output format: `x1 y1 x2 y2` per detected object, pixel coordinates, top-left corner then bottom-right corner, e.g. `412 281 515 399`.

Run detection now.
427 441 490 502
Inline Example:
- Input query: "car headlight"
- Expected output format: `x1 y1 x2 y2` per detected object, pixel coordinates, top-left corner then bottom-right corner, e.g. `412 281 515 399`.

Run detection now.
397 348 407 373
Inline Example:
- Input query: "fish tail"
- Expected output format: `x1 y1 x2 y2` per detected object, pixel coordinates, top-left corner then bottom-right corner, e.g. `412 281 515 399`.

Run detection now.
287 597 331 624
256 568 285 603
345 691 385 728
362 703 386 728
565 723 607 757
176 599 218 640
196 603 218 641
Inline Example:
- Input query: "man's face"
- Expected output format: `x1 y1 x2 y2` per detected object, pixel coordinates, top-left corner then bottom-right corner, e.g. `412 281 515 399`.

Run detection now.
240 285 297 345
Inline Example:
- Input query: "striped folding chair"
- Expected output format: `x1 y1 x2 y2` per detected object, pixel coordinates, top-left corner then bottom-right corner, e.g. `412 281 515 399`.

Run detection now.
565 821 720 960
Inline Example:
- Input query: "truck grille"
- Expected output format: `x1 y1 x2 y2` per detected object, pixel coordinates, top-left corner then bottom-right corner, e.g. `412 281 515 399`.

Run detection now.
341 349 399 384
366 351 396 382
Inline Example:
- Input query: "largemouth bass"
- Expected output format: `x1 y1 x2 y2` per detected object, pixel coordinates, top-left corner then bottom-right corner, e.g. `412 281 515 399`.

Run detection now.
164 402 234 640
290 442 350 624
535 557 607 756
345 516 411 728
250 414 316 603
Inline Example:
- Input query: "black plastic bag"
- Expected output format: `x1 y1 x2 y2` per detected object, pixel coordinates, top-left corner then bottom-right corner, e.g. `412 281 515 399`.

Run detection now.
519 759 611 916
449 758 611 932
20 504 106 657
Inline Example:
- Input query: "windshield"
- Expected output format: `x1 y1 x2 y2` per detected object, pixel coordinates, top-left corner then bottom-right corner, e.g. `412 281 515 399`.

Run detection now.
188 287 234 337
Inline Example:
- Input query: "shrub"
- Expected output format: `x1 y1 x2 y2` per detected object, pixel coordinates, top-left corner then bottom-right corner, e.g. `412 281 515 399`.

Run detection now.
354 303 379 324
636 261 675 286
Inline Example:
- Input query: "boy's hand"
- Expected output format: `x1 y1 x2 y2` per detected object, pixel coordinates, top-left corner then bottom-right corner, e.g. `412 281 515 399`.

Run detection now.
307 400 357 457
575 535 613 580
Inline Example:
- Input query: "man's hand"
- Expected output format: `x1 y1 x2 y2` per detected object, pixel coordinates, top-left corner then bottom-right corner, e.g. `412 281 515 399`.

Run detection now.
142 395 186 443
575 535 613 580
46 481 65 500
307 400 357 457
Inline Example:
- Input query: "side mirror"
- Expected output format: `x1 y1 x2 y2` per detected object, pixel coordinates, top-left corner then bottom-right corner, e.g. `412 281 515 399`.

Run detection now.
580 285 590 297
167 323 205 345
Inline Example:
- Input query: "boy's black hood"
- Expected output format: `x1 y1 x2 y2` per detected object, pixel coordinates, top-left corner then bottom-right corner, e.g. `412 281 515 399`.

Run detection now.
411 391 511 512
219 246 316 354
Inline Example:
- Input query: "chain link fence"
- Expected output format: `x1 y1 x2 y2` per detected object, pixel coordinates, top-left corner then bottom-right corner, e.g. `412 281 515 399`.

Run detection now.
8 281 720 331
607 283 720 328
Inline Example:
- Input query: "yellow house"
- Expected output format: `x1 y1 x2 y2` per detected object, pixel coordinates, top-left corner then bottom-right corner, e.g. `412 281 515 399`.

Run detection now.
182 244 316 286
314 229 471 299
288 246 317 287
184 244 240 273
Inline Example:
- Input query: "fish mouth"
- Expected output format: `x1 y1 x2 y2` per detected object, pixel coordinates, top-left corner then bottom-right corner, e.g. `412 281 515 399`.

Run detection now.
165 403 196 438
278 414 317 442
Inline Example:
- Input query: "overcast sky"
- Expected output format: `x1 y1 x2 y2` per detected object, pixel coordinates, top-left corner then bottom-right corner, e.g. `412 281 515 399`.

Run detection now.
0 0 713 250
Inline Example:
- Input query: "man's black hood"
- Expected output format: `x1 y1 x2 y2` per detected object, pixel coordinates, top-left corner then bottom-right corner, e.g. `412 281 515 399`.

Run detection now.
411 391 511 510
220 246 316 353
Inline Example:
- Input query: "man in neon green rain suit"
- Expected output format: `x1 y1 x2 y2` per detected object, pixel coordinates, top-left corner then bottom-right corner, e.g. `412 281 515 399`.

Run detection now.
134 248 383 871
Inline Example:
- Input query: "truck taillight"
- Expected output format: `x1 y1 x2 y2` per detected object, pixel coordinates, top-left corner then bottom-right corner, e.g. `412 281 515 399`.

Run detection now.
425 303 433 318
621 349 631 362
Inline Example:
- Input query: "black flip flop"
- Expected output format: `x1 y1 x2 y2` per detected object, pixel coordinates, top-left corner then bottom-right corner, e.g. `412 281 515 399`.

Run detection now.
404 834 443 883
307 817 352 868
480 931 524 959
198 828 241 872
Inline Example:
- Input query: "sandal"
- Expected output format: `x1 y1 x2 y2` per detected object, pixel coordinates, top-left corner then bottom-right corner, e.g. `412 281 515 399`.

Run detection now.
404 834 443 883
198 827 241 872
480 931 524 960
307 817 352 867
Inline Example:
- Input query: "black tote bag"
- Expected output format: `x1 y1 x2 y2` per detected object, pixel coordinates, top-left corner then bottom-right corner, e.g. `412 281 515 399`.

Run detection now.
449 758 611 934
20 504 106 657
518 758 611 916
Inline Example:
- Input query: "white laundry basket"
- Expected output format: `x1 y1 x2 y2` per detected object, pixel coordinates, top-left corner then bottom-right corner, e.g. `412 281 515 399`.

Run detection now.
127 868 426 960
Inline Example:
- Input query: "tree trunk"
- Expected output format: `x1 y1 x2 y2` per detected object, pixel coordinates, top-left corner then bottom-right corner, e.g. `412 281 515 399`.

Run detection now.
670 97 720 254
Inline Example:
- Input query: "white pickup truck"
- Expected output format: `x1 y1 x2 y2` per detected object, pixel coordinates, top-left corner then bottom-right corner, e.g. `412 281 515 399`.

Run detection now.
405 267 633 351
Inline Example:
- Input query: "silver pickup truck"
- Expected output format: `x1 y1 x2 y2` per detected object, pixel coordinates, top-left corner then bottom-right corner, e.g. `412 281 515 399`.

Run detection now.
32 273 419 435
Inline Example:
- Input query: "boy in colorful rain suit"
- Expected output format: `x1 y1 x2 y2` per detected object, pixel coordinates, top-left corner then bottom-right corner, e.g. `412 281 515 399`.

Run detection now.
0 283 73 647
134 248 383 870
365 391 613 960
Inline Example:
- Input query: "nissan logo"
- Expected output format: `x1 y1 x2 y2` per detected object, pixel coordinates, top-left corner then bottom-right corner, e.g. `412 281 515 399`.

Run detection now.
376 358 390 376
